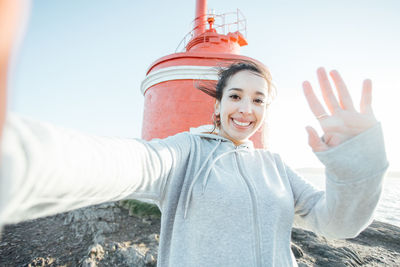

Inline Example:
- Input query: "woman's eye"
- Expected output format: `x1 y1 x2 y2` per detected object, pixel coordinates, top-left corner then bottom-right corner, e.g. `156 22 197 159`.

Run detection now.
254 98 265 104
229 94 240 100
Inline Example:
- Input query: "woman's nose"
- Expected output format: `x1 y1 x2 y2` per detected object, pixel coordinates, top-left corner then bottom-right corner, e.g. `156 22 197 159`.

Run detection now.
238 99 252 114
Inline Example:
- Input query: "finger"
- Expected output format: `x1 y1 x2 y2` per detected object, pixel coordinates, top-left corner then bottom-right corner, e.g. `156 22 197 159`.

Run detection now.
305 126 329 152
317 67 341 113
302 81 329 120
329 70 356 111
360 79 373 115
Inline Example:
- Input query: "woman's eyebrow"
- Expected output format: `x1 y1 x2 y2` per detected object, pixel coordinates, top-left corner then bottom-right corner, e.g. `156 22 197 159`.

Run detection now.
227 88 266 97
227 88 243 92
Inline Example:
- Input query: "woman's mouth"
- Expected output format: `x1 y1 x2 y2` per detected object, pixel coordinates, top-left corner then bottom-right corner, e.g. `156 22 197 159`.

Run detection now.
232 118 253 128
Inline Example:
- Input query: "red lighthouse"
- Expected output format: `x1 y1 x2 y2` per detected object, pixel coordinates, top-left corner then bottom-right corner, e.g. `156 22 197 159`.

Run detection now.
141 0 266 148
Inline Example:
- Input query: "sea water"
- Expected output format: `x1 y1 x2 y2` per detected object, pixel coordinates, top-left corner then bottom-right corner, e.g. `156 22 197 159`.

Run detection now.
297 169 400 228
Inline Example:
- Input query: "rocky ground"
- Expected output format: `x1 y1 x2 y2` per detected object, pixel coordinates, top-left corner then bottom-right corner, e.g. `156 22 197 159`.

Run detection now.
0 202 399 266
292 222 400 266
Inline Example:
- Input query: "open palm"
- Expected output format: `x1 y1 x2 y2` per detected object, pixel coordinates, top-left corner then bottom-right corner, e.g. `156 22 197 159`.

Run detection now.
302 68 378 152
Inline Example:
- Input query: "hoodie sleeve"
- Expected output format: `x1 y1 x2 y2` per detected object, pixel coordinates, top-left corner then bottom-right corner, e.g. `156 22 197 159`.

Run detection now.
285 122 389 239
0 113 191 225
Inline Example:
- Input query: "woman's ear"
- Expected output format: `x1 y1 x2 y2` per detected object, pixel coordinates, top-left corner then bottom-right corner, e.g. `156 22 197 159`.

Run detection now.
214 101 220 115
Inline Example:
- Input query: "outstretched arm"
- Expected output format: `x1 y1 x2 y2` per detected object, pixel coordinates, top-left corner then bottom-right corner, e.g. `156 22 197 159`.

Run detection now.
0 114 191 226
0 1 192 230
288 68 389 239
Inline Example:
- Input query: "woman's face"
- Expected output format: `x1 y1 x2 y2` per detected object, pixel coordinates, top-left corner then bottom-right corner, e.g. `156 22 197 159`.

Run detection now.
215 70 269 146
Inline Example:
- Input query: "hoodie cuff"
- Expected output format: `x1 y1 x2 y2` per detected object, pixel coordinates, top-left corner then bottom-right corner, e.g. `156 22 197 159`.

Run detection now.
314 122 389 182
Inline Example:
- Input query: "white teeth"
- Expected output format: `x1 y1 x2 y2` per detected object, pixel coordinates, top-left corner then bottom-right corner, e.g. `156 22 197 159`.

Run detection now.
233 119 251 127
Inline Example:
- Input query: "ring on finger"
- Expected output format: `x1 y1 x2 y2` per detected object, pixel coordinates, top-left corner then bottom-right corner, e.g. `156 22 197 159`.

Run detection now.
316 113 329 120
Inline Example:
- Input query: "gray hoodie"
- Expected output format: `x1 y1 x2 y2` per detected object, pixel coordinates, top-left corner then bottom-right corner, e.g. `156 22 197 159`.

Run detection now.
0 113 389 266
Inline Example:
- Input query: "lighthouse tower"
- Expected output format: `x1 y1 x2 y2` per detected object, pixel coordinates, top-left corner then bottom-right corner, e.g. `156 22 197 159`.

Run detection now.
141 0 266 148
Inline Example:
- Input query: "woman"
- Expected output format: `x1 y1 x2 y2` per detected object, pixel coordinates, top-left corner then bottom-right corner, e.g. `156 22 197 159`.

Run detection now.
0 58 388 266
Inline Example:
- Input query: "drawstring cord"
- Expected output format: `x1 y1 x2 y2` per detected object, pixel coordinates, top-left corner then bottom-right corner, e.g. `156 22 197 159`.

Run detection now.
183 140 221 219
183 142 247 219
201 150 243 194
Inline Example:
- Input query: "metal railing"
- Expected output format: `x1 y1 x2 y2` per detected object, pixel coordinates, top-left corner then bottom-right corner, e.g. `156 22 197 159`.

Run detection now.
175 9 247 53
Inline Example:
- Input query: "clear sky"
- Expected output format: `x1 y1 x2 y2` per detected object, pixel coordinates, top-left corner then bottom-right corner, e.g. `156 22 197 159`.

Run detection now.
8 0 400 171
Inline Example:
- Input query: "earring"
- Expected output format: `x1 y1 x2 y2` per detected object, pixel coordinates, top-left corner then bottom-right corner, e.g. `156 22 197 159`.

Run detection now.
212 112 221 127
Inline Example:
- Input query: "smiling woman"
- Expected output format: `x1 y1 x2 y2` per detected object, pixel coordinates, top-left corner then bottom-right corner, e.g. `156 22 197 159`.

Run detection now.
215 71 269 145
196 61 275 146
0 2 390 267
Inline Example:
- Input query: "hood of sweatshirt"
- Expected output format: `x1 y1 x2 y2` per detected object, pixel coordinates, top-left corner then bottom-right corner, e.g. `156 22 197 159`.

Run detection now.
183 129 255 219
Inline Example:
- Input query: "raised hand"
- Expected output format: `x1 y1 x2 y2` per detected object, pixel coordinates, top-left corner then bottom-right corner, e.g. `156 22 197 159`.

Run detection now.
302 67 378 152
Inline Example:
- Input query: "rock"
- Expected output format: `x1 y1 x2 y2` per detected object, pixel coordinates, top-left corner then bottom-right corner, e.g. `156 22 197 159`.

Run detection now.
148 233 160 243
81 258 97 267
87 243 105 261
79 241 157 267
291 243 304 258
28 256 54 266
145 252 157 265
0 201 399 267
0 201 160 266
142 217 152 225
63 202 119 238
291 221 400 266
